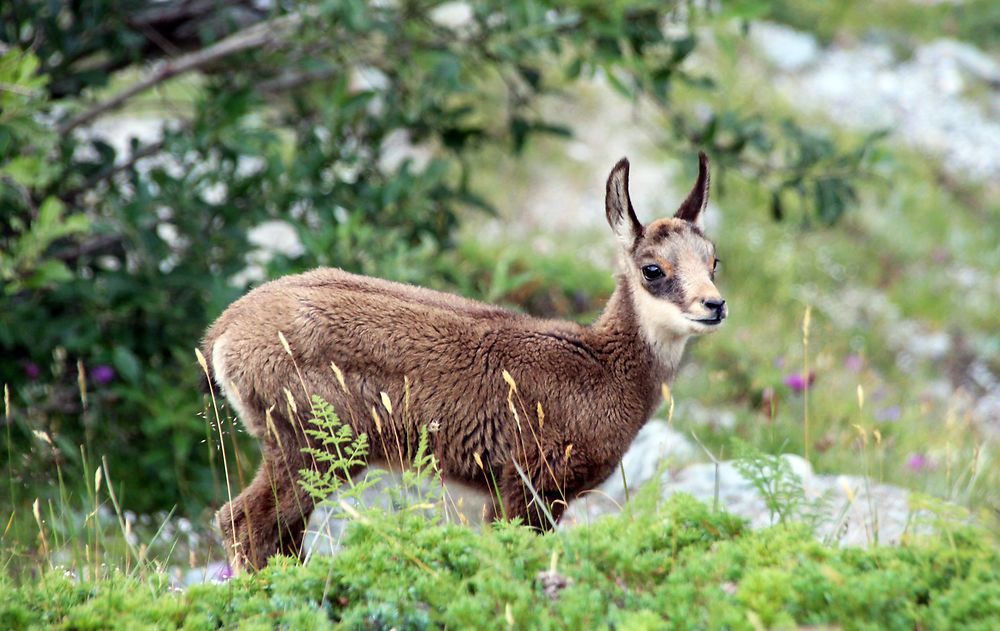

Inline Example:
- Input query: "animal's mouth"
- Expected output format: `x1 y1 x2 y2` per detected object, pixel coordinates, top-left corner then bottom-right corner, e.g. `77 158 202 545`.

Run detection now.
688 314 726 327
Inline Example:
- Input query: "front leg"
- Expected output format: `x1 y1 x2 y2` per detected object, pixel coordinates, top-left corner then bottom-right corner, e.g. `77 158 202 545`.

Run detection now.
494 460 568 532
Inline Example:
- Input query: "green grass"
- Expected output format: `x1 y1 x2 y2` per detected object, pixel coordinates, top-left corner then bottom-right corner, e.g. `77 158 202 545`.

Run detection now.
758 0 1000 49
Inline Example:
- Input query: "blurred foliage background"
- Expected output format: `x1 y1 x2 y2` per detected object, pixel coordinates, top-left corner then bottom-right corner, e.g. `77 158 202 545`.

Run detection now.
0 0 946 526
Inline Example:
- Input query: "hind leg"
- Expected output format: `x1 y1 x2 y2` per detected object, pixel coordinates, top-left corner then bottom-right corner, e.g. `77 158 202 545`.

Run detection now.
217 442 319 571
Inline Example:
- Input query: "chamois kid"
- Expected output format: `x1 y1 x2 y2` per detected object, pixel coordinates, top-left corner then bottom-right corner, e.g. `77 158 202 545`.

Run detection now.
202 153 726 570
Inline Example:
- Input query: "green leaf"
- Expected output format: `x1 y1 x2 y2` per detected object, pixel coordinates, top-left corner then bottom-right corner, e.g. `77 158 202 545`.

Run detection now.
112 345 143 384
37 197 65 230
814 178 849 225
19 259 73 290
1 156 46 188
565 56 584 79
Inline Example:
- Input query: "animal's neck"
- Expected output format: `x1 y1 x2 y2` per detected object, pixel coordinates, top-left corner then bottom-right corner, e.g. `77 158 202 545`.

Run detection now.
588 282 687 417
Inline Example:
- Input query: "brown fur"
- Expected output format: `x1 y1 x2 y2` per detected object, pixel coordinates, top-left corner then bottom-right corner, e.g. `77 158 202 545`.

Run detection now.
202 153 726 571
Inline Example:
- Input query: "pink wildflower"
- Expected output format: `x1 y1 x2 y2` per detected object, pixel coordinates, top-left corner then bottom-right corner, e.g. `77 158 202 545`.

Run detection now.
908 453 928 471
782 371 816 392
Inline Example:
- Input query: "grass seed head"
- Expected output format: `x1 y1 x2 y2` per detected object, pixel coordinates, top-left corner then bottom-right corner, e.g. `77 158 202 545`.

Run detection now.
330 362 348 392
803 305 812 344
77 359 87 409
32 429 53 446
839 476 856 503
852 423 868 446
278 331 293 356
195 347 209 373
508 397 521 429
502 369 517 392
265 405 285 451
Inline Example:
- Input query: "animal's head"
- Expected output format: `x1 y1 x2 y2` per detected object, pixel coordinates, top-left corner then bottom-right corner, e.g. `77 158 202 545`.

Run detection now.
605 152 726 343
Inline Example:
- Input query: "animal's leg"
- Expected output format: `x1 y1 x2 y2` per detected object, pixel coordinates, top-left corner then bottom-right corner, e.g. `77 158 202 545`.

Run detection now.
495 461 568 532
217 442 321 571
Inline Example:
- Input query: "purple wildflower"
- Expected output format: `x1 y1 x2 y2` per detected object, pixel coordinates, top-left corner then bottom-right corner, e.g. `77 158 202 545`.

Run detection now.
875 406 901 422
908 453 928 471
92 365 116 384
24 363 41 380
215 562 234 582
782 371 816 392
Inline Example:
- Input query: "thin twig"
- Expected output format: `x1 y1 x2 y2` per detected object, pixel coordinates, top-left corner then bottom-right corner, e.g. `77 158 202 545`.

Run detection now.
60 139 166 204
50 234 124 263
257 67 344 93
59 12 303 135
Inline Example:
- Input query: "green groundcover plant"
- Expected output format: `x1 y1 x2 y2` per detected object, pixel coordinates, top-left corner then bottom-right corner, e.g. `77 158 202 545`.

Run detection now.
3 490 999 630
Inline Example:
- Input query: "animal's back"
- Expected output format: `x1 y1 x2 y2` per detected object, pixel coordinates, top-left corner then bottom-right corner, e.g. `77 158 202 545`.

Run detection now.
205 267 525 380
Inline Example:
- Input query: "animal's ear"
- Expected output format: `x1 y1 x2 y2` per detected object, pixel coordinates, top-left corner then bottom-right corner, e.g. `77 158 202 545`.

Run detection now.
606 157 643 248
674 151 710 229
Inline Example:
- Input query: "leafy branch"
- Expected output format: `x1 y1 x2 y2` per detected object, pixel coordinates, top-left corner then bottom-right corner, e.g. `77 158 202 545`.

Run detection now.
58 12 304 135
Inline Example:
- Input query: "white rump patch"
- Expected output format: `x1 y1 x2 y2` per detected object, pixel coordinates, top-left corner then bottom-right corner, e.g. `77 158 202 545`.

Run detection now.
212 333 253 428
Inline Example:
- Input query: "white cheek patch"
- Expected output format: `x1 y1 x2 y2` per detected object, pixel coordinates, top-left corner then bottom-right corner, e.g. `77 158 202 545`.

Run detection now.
632 272 701 339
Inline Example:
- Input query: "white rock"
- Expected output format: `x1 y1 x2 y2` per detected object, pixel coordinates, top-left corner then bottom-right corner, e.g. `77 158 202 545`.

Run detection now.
749 22 821 72
429 2 474 30
378 128 434 173
772 31 1000 180
247 220 305 258
917 39 1000 85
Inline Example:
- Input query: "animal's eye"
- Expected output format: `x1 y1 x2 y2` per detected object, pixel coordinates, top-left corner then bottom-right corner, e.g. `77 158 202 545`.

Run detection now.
712 258 720 273
641 265 664 281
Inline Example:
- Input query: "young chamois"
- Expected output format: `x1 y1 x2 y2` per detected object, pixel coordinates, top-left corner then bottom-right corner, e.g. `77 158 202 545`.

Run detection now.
203 153 726 571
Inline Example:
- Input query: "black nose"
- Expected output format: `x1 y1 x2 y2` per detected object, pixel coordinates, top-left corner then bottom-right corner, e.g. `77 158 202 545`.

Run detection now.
703 298 726 317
